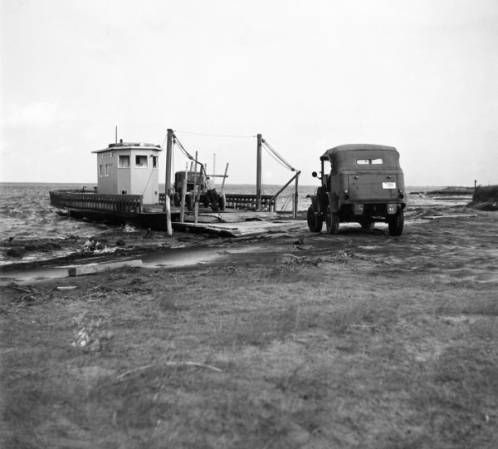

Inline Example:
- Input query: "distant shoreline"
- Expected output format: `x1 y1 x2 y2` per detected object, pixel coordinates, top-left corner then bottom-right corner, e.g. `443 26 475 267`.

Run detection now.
0 182 479 191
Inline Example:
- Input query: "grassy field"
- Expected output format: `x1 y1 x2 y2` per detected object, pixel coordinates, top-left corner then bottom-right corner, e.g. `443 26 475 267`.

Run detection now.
1 212 497 448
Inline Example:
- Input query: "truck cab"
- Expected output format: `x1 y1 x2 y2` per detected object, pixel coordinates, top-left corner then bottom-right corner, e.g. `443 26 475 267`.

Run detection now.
308 144 406 236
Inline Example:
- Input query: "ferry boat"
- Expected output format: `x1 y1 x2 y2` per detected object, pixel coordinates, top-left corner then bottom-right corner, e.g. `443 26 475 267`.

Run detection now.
49 138 277 231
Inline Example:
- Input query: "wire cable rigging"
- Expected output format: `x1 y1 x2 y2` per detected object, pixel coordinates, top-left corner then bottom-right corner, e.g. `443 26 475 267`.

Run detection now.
261 139 296 172
262 144 289 171
174 130 256 139
172 133 206 176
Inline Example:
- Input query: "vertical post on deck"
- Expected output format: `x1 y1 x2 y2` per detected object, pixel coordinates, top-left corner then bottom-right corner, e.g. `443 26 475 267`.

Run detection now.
194 184 199 224
115 125 118 144
180 163 188 223
193 151 199 224
164 128 174 236
165 195 172 236
165 129 174 197
221 162 229 194
256 133 262 211
293 171 300 219
193 151 199 199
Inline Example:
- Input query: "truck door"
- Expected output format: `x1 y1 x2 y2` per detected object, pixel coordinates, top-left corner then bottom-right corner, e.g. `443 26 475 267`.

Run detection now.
329 161 342 212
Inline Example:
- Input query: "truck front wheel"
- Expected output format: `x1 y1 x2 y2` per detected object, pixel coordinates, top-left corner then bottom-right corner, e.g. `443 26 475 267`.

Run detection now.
388 210 404 236
307 206 323 232
326 206 340 234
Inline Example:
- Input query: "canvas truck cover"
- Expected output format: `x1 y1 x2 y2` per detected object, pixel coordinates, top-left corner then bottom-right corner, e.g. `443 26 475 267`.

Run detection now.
320 144 400 171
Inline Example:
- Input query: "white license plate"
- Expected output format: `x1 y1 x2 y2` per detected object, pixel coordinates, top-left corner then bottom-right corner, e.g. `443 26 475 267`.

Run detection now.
382 182 396 189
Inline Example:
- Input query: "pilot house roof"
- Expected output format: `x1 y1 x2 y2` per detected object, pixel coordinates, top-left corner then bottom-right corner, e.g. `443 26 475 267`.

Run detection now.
92 141 162 154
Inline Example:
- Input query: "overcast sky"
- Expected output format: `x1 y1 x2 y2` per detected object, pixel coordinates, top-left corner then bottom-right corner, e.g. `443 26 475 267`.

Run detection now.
1 0 497 187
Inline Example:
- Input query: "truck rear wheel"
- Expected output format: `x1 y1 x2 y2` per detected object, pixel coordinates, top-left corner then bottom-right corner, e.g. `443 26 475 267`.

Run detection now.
326 206 340 234
307 206 323 232
388 210 404 236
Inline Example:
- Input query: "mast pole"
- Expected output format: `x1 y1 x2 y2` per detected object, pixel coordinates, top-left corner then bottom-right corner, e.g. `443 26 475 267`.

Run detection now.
164 129 174 236
294 172 300 219
165 129 174 197
256 133 262 211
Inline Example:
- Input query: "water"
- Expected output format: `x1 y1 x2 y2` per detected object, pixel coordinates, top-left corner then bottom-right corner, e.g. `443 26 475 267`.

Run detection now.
0 183 103 240
0 182 471 265
0 245 268 285
0 183 110 264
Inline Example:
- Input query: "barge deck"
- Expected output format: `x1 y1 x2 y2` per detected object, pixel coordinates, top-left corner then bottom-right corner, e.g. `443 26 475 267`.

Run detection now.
49 190 298 237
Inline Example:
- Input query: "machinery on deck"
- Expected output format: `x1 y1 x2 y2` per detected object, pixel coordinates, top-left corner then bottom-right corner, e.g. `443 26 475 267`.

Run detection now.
172 170 225 212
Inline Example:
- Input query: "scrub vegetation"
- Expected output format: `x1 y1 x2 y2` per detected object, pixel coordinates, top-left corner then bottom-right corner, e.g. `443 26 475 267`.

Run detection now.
1 211 497 448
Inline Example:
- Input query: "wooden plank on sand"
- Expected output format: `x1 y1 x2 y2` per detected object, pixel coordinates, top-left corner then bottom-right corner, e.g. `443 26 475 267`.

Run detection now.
182 211 279 224
173 220 305 237
68 259 143 277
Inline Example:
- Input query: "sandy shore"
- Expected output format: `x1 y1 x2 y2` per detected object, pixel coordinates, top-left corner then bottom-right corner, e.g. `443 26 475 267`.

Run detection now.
1 206 497 448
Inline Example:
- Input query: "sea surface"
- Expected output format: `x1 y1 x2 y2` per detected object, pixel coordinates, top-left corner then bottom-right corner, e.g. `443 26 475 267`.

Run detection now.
0 182 472 265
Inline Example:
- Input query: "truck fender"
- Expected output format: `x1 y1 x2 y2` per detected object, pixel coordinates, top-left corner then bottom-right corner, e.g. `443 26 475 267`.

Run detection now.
309 195 323 214
309 195 318 209
329 192 340 213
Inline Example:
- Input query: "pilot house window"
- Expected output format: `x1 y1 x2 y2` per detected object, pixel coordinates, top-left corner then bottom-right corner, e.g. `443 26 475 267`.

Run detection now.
135 155 148 167
151 155 157 168
119 155 130 168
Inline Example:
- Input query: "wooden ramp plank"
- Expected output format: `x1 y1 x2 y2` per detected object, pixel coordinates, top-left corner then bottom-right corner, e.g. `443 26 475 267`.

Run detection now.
173 220 306 237
182 211 280 224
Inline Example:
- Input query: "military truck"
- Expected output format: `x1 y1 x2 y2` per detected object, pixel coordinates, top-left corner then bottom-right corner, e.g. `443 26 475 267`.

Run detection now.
307 144 406 236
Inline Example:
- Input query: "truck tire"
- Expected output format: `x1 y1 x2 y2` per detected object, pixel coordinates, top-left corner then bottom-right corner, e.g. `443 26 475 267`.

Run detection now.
307 206 323 232
326 206 340 234
388 210 404 236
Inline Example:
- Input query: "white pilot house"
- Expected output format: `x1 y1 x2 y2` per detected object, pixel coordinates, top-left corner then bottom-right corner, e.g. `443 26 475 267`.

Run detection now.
93 140 162 204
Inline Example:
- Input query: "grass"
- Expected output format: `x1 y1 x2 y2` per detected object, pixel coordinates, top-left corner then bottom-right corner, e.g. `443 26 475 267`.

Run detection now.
1 222 498 448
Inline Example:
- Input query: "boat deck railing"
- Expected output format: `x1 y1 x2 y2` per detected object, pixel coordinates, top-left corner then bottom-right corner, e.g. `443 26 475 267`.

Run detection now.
159 192 276 211
51 189 277 214
224 194 275 211
50 190 143 214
